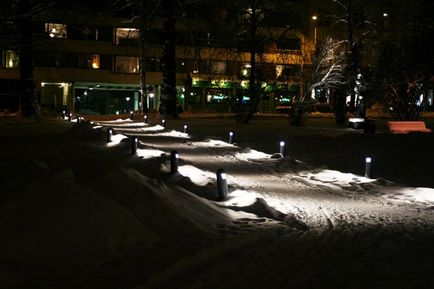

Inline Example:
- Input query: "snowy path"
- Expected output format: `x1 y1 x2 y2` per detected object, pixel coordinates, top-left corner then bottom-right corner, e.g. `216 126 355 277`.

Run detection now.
106 122 434 233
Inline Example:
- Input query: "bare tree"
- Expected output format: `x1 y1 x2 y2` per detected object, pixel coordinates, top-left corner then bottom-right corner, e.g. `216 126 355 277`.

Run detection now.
291 37 347 125
324 0 378 115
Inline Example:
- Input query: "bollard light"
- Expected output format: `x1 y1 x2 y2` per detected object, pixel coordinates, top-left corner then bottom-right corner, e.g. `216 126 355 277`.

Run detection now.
130 136 138 155
183 124 188 133
130 110 134 120
228 131 234 144
68 113 72 122
365 157 373 178
170 150 179 174
162 119 167 128
216 169 229 201
279 141 285 156
144 114 148 124
62 110 66 119
106 127 113 143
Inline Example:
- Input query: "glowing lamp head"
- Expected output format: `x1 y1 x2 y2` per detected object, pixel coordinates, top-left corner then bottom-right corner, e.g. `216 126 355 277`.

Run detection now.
365 157 372 163
280 141 285 147
229 131 233 136
220 172 227 180
184 124 188 129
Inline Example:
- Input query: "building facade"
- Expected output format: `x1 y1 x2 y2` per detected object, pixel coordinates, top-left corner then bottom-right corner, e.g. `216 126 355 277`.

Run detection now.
0 6 315 116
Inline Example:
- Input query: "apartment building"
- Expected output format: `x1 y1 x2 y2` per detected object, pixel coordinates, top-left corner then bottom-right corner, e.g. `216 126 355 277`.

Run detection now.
0 6 315 115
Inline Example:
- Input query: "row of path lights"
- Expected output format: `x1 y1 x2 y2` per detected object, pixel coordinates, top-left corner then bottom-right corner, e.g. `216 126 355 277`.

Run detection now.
105 121 374 203
227 130 375 179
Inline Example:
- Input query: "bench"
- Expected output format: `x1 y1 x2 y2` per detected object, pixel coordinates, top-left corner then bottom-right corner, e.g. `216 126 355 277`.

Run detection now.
387 121 432 134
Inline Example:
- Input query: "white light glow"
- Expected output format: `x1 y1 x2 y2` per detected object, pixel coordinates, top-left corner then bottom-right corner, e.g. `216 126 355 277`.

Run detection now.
234 149 271 161
349 118 365 123
136 148 165 159
178 165 215 186
280 141 285 147
365 157 372 163
106 134 128 147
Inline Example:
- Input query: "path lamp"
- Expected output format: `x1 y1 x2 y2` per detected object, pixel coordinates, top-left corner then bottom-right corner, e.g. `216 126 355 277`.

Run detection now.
216 169 229 201
183 124 188 133
228 131 234 144
162 119 167 128
144 114 148 124
365 157 373 178
68 113 72 122
130 136 138 155
279 141 286 157
106 127 113 143
62 110 66 119
130 110 134 120
170 150 179 174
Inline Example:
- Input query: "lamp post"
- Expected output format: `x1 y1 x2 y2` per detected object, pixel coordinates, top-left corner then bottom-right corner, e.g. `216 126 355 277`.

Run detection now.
311 15 318 47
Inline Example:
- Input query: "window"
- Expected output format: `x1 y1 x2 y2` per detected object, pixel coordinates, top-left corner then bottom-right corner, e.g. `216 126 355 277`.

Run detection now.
45 23 67 38
114 56 139 73
209 61 228 75
3 50 19 68
114 28 139 45
79 55 100 69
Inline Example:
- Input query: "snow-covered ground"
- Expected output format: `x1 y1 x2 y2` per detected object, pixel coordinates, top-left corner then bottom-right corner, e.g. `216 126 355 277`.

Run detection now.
0 116 433 289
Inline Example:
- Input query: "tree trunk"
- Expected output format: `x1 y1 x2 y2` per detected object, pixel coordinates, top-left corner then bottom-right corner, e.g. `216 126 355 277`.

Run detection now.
160 0 177 118
18 0 40 118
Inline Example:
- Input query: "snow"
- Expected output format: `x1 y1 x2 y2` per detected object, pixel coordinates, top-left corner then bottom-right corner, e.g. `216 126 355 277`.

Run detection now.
0 116 433 288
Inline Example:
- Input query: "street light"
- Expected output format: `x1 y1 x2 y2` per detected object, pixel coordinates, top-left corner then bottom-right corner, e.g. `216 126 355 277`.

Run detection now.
311 15 318 46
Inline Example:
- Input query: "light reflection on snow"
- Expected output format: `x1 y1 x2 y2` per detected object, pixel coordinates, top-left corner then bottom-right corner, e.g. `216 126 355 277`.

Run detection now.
152 130 190 138
234 149 271 161
389 187 434 204
106 134 128 147
194 139 236 148
178 165 215 186
115 125 165 133
303 169 376 186
92 125 103 129
222 190 260 207
136 148 165 159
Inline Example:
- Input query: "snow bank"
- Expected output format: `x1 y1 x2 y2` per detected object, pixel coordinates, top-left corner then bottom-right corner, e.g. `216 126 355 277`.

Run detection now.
101 167 234 238
0 162 157 279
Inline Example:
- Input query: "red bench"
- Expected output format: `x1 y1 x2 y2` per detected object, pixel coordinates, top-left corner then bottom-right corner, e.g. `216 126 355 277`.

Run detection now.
387 121 432 134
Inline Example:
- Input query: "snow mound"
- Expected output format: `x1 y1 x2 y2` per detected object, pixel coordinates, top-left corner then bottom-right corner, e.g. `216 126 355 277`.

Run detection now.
101 167 234 238
0 163 157 279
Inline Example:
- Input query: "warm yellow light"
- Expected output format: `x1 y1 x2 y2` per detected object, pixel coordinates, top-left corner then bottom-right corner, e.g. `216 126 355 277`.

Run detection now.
312 15 318 21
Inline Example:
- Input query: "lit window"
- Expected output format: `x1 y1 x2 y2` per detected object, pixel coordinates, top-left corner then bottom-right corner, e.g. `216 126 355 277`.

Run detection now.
79 55 100 69
114 56 139 73
115 28 139 45
45 23 67 38
3 50 19 68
